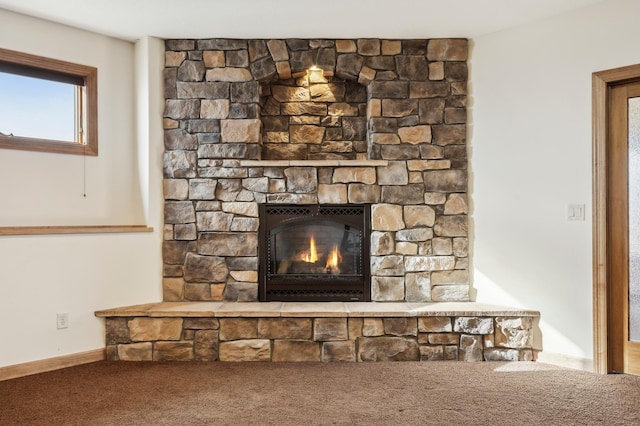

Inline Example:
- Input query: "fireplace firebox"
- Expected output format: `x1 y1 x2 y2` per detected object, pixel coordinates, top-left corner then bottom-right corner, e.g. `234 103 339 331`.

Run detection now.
258 204 371 302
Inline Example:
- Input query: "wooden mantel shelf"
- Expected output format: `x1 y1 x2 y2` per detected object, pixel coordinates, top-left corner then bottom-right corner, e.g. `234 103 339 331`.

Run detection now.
0 225 153 236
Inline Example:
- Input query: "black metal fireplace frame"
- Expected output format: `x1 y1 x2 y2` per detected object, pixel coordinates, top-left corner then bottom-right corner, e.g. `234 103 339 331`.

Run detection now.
258 203 371 302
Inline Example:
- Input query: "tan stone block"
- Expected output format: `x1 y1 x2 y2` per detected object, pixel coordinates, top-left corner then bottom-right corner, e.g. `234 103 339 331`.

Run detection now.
219 318 258 341
367 98 381 117
371 255 404 276
221 201 259 217
484 348 520 362
428 333 460 345
427 39 468 61
348 318 363 339
290 125 325 143
165 51 186 67
398 125 432 144
432 270 469 285
221 119 261 143
405 272 431 302
424 193 447 205
363 318 385 337
431 284 469 301
230 270 258 282
407 160 451 171
420 345 444 361
290 115 319 125
358 337 419 361
348 184 381 204
184 318 219 330
117 342 152 361
258 318 312 339
318 184 348 203
454 317 493 334
460 334 483 362
211 284 225 300
404 256 455 272
372 276 405 301
432 238 452 255
203 51 225 68
444 345 459 360
163 224 174 241
272 85 310 103
272 340 321 362
163 118 179 129
219 339 271 361
328 103 359 116
323 341 356 362
381 40 402 55
314 318 348 341
409 172 423 183
384 318 418 336
195 330 219 361
377 161 408 186
106 345 118 361
371 204 405 231
371 231 394 255
206 67 252 82
358 66 376 85
371 133 400 145
332 167 376 184
276 61 292 80
201 99 229 119
163 278 184 301
310 83 345 102
444 194 468 214
418 317 452 333
267 39 289 61
336 40 357 53
396 242 418 255
106 318 130 345
404 205 436 228
129 318 183 341
153 341 194 361
495 327 533 349
357 39 380 56
428 62 445 80
263 132 289 143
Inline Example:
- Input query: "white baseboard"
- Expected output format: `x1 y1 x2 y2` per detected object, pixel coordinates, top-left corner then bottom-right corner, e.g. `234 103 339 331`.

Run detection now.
536 352 594 372
0 348 106 381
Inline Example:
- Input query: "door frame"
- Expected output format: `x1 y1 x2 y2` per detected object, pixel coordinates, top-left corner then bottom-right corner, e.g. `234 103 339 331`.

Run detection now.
592 64 640 374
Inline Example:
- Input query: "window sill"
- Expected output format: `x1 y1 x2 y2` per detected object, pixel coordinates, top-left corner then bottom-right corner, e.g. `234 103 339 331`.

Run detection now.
0 225 153 236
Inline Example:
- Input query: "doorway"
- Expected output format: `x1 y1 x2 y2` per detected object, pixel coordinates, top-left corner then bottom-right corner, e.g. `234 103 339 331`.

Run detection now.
593 64 640 375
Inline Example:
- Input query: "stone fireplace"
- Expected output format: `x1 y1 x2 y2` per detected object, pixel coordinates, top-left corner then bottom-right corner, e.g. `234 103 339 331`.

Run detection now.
97 38 539 364
162 37 469 304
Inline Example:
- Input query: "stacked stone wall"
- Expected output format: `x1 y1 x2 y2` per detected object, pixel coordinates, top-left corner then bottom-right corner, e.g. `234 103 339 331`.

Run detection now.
105 315 535 362
163 38 468 303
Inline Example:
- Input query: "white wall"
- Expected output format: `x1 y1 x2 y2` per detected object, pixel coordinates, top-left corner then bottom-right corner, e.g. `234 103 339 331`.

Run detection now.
471 0 640 368
0 10 163 367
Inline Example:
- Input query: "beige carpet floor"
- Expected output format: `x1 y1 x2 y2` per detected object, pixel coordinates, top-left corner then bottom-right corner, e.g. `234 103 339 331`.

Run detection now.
1 361 639 425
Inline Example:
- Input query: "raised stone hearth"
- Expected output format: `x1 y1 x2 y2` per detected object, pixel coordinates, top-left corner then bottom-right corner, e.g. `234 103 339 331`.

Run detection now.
96 302 539 362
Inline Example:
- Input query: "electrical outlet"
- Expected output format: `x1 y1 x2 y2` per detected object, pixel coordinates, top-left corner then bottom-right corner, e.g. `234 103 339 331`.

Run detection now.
57 313 69 329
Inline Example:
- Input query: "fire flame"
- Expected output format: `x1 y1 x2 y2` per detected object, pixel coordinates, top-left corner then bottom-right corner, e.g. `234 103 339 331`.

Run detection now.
326 245 341 270
304 235 318 263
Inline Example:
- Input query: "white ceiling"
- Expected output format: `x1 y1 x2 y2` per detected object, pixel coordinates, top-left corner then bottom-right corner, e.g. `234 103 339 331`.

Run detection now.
0 0 607 42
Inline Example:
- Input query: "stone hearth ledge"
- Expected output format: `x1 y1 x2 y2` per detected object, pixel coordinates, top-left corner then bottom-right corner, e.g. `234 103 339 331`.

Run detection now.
95 302 539 318
95 302 540 362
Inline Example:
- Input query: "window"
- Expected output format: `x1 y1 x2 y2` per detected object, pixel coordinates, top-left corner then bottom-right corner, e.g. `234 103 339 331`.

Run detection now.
0 48 97 155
